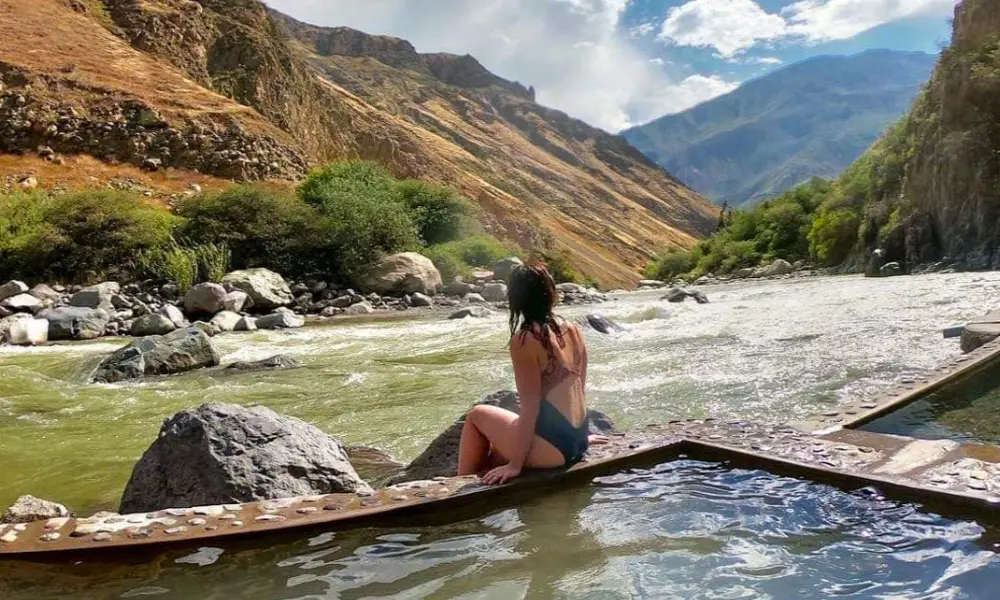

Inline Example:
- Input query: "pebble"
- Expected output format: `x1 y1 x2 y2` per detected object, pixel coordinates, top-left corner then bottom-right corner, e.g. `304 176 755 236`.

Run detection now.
231 521 244 527
223 504 243 512
296 507 318 515
40 532 61 542
0 531 18 544
187 518 207 526
254 514 285 523
165 527 187 535
93 533 113 542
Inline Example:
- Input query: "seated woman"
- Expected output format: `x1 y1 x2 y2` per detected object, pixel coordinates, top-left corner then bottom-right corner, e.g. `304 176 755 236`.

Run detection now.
457 262 600 485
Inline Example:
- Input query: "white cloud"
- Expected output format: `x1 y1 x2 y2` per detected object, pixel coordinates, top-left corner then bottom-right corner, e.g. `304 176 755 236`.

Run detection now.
263 0 735 131
659 0 787 58
747 56 784 65
783 0 957 42
659 0 956 57
628 74 739 124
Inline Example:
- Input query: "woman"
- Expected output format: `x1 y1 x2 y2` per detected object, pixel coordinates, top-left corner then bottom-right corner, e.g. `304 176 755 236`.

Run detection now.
457 262 597 485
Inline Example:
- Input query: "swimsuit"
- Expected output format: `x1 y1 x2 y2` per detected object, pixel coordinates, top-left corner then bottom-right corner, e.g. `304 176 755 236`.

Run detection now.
527 324 589 465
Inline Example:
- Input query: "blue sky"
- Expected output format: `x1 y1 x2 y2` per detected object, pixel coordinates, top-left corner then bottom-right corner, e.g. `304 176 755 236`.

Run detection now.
265 0 956 131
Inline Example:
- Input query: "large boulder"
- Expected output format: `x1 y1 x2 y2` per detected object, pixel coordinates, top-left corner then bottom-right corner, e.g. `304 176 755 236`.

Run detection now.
0 292 42 314
183 282 228 316
222 269 293 311
91 327 220 383
759 259 794 278
387 391 617 485
223 290 250 313
361 252 442 296
442 280 474 296
70 282 120 309
40 306 111 340
119 402 372 513
257 309 305 329
130 314 177 337
1 495 69 524
578 314 625 334
210 310 242 333
493 257 523 282
0 314 47 345
663 287 688 303
481 283 508 303
0 280 28 303
28 283 62 303
158 304 188 329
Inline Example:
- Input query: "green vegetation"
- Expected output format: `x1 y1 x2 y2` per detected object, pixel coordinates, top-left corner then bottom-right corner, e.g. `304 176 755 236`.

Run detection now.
0 190 175 283
0 161 529 286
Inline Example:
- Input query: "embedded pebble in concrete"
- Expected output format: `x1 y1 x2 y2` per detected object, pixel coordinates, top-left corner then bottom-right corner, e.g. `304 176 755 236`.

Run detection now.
40 533 60 542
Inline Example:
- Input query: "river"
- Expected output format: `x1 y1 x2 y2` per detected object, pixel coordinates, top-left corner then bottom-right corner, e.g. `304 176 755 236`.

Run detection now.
3 273 1000 598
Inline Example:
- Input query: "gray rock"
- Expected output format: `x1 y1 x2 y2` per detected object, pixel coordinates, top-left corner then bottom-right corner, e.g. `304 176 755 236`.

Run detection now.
183 282 227 315
636 279 666 289
442 280 474 296
410 292 433 307
319 306 343 318
361 252 442 296
223 290 250 313
91 327 221 383
760 259 794 278
210 310 242 333
1 495 69 524
0 280 29 303
222 269 293 311
119 402 372 513
344 301 374 316
159 283 179 299
235 316 258 331
191 321 216 337
880 262 904 277
663 287 688 303
448 306 494 320
40 306 111 340
226 355 301 371
130 314 176 337
556 283 586 294
481 283 508 303
0 314 47 345
493 257 524 282
0 292 42 313
28 284 61 304
331 295 354 309
257 309 305 329
158 304 187 329
733 268 755 279
464 293 486 304
111 294 131 310
578 314 625 334
388 391 616 484
70 282 120 309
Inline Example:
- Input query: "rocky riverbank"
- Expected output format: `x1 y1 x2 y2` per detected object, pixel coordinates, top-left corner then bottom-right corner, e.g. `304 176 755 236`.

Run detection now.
0 253 610 348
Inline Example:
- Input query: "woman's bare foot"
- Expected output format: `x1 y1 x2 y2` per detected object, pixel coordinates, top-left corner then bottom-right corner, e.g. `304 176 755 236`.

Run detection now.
588 434 610 445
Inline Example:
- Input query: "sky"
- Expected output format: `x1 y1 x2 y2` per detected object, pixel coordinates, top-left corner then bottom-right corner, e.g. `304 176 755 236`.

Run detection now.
264 0 957 132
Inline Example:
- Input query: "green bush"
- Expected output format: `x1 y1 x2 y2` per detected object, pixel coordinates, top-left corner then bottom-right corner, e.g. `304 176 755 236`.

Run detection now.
536 249 584 285
298 162 420 280
176 185 322 276
808 208 861 265
643 247 695 281
396 180 475 246
0 189 175 283
135 241 231 291
424 235 518 281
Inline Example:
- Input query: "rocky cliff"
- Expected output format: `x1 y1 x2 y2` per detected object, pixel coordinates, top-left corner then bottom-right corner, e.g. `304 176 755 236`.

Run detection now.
0 0 717 286
867 0 1000 270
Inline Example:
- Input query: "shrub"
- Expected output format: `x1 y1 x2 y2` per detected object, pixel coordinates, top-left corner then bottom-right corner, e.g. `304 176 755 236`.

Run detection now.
396 180 475 246
135 241 231 290
424 235 518 281
808 208 861 265
643 247 695 281
176 185 321 276
0 189 175 283
298 162 420 280
535 249 584 285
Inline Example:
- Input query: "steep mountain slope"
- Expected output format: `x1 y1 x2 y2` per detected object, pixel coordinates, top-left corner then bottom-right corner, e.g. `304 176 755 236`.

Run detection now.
856 0 1000 270
0 0 717 286
622 50 936 207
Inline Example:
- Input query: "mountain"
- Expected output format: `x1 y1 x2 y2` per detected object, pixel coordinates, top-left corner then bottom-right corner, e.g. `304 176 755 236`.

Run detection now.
0 0 717 287
621 50 937 207
851 0 1000 271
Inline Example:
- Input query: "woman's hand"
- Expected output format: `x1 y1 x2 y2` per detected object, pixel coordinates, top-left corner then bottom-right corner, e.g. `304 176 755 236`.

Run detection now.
481 463 522 485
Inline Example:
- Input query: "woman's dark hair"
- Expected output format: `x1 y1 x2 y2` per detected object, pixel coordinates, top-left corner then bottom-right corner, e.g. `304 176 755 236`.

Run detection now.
508 261 564 350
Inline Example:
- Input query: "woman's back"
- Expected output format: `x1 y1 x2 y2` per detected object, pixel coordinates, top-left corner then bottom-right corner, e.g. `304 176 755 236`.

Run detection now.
523 320 588 429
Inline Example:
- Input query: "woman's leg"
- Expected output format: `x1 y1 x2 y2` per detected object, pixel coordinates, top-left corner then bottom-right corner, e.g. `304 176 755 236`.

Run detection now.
457 405 565 476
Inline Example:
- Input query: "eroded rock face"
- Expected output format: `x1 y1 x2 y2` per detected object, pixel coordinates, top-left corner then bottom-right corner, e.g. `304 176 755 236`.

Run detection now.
222 269 293 311
1 495 69 524
362 253 442 296
92 327 220 383
119 402 372 513
387 390 617 484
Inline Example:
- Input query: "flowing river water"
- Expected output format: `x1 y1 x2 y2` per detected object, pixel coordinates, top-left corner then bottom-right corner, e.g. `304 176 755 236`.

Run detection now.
3 273 1000 598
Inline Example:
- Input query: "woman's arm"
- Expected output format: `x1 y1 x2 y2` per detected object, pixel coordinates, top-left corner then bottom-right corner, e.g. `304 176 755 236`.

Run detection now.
507 334 542 470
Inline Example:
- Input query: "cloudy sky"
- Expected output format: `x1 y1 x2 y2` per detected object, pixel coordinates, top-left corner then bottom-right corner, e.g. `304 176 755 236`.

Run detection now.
264 0 956 132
